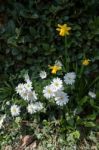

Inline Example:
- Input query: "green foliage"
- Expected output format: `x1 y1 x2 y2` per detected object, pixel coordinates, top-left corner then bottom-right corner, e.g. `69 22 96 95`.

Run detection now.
0 0 99 76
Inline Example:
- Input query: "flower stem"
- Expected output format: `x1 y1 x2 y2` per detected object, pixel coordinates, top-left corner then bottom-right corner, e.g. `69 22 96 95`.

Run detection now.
79 65 84 79
64 36 69 72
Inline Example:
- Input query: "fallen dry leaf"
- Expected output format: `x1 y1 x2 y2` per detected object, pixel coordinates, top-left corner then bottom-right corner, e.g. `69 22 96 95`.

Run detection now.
29 141 37 149
21 135 34 147
91 145 97 150
4 145 12 150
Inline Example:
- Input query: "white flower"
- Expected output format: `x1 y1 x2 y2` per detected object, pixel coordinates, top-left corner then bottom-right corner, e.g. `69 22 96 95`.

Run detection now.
16 83 25 94
55 60 62 67
64 72 76 85
27 90 38 101
20 89 29 100
27 104 34 114
16 79 32 96
55 91 69 106
6 101 10 105
51 78 63 92
20 90 37 102
0 115 6 129
11 105 20 117
40 71 47 79
27 102 43 114
34 102 43 111
43 85 55 99
15 79 37 102
24 81 33 91
88 91 96 99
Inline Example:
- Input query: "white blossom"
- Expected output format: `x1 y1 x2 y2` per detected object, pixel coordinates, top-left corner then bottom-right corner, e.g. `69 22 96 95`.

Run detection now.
24 81 33 91
16 83 25 95
6 101 10 105
27 102 43 114
55 91 69 106
15 77 38 102
43 85 55 99
11 105 20 117
40 71 47 79
27 90 38 101
64 72 76 85
51 77 63 92
88 91 96 99
20 90 38 102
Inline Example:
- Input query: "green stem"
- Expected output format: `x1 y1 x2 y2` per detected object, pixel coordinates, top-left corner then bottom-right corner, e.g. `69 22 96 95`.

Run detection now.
79 65 84 79
88 76 99 89
77 65 85 96
64 36 69 72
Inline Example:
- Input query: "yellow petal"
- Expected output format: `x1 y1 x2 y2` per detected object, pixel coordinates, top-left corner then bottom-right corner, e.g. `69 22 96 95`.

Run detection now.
67 27 71 30
51 69 57 74
58 24 62 28
56 28 60 31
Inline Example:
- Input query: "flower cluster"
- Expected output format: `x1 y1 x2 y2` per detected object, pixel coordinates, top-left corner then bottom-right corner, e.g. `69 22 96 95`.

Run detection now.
16 78 37 102
43 72 76 106
7 22 96 122
11 75 43 117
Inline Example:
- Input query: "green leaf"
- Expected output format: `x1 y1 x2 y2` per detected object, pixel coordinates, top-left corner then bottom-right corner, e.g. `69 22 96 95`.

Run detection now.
86 114 96 121
80 96 89 106
7 36 17 46
83 121 96 127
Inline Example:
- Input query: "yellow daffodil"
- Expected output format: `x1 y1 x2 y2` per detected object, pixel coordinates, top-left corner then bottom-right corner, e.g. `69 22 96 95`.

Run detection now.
82 59 90 66
56 24 71 36
49 65 61 74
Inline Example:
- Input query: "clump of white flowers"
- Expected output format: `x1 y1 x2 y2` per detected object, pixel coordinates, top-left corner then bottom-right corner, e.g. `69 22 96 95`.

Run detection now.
16 74 37 102
64 72 76 85
43 77 63 100
40 71 47 79
43 72 77 106
43 77 69 106
88 91 96 99
14 74 43 117
13 72 77 117
0 115 6 129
